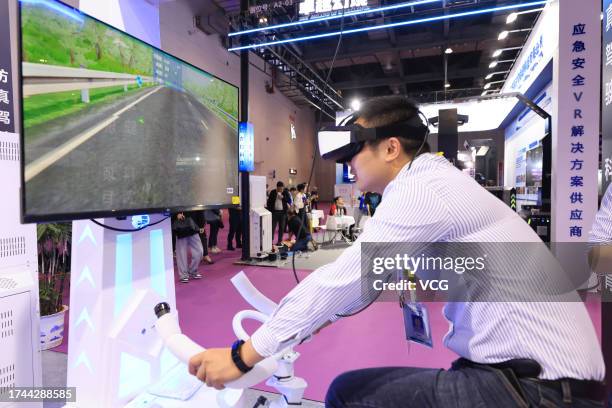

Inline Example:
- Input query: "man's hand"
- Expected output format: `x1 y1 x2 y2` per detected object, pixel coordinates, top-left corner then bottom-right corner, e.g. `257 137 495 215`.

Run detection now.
177 213 185 221
188 348 242 390
199 228 205 234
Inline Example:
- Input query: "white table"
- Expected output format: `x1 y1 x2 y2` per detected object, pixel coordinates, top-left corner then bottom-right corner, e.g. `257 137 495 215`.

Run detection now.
308 210 325 228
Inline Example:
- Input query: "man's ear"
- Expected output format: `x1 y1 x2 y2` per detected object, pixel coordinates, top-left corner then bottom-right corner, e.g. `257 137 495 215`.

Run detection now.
384 137 402 161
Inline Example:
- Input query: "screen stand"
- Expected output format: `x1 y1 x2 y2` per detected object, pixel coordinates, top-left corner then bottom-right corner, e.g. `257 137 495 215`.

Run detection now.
65 216 178 407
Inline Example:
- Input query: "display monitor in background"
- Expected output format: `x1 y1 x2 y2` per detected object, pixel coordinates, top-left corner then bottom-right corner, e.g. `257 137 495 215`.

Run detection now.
525 144 543 195
343 163 356 183
19 0 239 222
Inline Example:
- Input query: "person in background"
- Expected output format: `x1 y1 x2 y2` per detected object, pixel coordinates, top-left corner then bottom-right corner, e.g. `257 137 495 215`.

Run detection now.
310 188 319 210
330 196 354 241
205 209 223 254
364 191 382 216
289 187 297 209
172 211 203 283
285 208 312 252
329 196 347 216
294 184 307 221
354 192 368 231
194 210 214 265
267 181 291 246
227 206 243 251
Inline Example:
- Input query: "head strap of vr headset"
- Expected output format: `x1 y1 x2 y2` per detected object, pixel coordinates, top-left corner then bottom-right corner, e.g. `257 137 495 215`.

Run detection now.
341 110 430 141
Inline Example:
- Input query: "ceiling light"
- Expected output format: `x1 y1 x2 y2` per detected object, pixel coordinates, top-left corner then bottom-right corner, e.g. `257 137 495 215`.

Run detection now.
228 0 548 51
492 49 503 57
498 30 509 40
444 83 451 88
489 61 498 68
506 12 518 24
351 99 361 111
486 70 510 81
445 47 453 54
484 83 492 90
476 146 490 156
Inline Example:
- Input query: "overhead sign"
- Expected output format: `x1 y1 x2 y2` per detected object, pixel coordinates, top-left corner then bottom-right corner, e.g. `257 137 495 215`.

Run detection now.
509 34 544 91
503 1 558 94
238 122 254 172
0 0 15 133
299 0 369 19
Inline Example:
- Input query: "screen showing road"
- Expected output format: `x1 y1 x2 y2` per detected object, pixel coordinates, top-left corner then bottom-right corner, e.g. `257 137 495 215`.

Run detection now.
20 0 239 222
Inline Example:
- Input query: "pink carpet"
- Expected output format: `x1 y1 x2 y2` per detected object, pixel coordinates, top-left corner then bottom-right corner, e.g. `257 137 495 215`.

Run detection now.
53 208 605 402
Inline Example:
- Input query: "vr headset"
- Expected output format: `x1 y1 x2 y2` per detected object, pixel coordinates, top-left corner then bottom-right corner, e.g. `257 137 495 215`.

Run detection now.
318 112 430 163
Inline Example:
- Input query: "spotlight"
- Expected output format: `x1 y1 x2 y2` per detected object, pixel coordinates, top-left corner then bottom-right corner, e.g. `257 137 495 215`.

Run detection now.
484 83 492 90
489 61 498 69
506 12 518 24
445 47 453 54
444 83 451 88
492 49 503 58
498 30 509 40
485 73 493 80
351 99 361 111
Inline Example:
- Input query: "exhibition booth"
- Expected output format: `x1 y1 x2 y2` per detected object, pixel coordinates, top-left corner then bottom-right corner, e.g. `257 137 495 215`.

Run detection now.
0 0 610 406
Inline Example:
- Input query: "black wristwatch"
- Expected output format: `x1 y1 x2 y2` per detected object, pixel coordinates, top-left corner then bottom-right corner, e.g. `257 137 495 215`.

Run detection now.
231 340 253 373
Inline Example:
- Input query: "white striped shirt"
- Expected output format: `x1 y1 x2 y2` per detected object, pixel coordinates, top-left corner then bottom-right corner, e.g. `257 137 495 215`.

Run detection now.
250 153 605 381
589 183 612 243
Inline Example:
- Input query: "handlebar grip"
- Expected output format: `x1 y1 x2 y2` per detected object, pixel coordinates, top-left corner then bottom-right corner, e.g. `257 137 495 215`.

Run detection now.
230 272 277 316
154 305 278 389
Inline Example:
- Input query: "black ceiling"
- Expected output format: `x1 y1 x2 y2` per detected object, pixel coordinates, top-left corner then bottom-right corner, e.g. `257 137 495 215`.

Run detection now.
210 0 542 107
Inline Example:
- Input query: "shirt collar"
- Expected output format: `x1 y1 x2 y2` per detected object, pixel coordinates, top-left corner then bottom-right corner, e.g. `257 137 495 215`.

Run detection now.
382 153 441 195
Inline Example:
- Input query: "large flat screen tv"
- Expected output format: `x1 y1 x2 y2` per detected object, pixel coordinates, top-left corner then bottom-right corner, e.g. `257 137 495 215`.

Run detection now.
19 0 239 223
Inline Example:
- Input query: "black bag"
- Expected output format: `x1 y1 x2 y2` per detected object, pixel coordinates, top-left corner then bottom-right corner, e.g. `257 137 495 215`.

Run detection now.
172 217 199 238
205 210 224 229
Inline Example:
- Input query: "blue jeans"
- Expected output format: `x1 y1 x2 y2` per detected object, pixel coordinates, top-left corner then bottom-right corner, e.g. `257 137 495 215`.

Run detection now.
325 363 604 408
292 234 312 252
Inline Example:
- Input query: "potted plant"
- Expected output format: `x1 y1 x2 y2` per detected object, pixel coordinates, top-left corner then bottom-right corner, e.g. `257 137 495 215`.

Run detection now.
37 223 71 350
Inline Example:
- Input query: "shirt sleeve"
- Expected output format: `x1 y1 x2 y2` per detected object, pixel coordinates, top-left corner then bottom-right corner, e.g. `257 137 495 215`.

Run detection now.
250 179 453 357
589 183 612 243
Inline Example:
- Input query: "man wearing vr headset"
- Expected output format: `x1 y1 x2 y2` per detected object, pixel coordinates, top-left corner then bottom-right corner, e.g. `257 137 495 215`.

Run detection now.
188 96 605 407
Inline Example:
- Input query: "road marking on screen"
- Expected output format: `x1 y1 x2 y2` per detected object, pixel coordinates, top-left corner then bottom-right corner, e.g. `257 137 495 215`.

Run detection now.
201 120 209 130
25 87 162 182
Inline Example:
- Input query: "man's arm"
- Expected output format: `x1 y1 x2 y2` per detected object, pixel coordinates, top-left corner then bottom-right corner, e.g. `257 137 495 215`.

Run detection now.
187 180 452 388
588 184 612 274
249 182 452 357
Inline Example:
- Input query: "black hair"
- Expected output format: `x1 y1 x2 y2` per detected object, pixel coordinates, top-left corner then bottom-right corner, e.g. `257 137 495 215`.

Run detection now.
297 183 305 192
277 181 284 188
356 95 430 155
